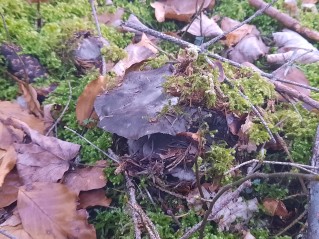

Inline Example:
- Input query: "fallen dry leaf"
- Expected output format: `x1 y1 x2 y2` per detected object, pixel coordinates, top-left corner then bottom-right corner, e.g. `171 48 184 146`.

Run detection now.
76 75 107 126
97 8 124 27
228 34 269 63
0 101 46 135
0 169 22 208
263 198 290 219
0 222 32 239
182 13 223 37
15 143 71 184
274 66 310 101
18 182 96 239
18 81 43 118
151 0 215 22
0 146 17 186
221 17 257 47
267 29 319 64
4 118 80 184
78 188 112 209
112 33 158 77
63 161 107 194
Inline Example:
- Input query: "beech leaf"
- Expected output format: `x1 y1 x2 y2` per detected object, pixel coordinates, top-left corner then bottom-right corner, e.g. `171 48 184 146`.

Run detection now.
78 189 112 209
76 75 108 126
0 169 22 208
182 13 223 37
63 161 107 194
18 182 96 239
151 0 215 22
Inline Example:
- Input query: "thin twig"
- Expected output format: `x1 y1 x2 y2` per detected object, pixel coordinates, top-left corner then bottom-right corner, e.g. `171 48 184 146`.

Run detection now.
181 0 206 39
225 159 319 175
64 126 119 163
46 81 72 136
89 0 107 75
125 172 142 239
201 0 278 49
0 13 11 41
126 173 161 239
275 210 307 237
194 157 208 210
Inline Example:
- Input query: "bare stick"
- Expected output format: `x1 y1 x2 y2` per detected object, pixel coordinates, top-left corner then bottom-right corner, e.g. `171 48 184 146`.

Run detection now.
89 0 107 75
201 0 278 49
126 173 161 239
64 126 119 163
307 124 319 238
125 172 142 239
275 210 307 237
0 13 11 41
225 159 319 175
46 81 72 136
249 0 319 41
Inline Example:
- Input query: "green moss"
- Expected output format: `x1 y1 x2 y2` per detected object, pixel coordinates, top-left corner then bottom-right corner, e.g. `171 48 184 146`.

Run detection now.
204 143 236 175
0 76 18 101
221 65 276 113
214 0 280 35
101 44 127 62
142 54 170 70
269 105 319 164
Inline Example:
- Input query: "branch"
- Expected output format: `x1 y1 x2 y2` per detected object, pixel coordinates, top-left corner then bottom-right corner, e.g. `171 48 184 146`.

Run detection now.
249 0 319 41
307 124 319 238
125 172 142 239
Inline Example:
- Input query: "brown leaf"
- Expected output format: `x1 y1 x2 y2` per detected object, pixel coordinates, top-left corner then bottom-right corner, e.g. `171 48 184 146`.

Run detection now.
151 0 215 22
228 34 269 63
63 161 107 194
0 101 46 135
221 17 257 47
97 8 124 27
15 143 71 184
76 76 107 126
112 34 158 77
274 67 310 100
0 222 33 239
5 118 79 184
267 30 319 64
226 113 244 135
18 82 43 118
182 13 223 37
263 198 290 219
0 146 17 186
18 182 96 239
78 189 112 209
0 169 22 208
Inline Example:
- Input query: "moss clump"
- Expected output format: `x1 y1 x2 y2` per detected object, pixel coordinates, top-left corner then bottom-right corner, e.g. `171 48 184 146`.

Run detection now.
270 106 319 164
204 144 236 176
221 64 276 113
101 44 127 62
142 54 170 70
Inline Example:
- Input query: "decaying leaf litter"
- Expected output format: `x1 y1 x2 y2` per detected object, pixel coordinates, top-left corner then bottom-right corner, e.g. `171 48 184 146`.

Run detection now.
1 0 319 238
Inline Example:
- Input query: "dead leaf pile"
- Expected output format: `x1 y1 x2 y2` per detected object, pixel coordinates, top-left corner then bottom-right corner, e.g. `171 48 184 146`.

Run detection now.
0 99 110 239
